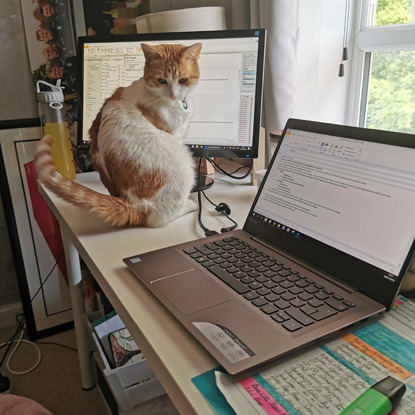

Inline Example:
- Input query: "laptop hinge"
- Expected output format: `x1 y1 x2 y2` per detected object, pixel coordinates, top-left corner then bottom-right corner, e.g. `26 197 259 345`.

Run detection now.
250 236 358 294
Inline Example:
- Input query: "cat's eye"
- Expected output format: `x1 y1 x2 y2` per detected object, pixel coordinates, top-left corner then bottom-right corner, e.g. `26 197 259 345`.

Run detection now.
179 78 188 84
157 78 167 85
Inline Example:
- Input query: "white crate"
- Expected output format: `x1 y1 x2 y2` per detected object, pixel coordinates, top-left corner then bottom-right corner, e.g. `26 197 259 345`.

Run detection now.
91 329 165 411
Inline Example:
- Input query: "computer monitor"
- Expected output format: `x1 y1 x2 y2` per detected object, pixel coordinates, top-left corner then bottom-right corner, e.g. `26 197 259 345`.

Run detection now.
77 29 266 162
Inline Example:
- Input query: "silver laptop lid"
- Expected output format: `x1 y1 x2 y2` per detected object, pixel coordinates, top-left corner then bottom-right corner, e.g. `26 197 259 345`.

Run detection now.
244 119 415 309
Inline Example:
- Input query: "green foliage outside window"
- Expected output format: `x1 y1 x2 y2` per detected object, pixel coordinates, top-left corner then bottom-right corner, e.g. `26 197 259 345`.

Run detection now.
374 0 412 26
366 0 415 133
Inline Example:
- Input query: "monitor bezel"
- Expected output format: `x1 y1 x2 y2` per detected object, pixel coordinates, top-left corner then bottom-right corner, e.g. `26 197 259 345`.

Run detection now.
76 29 266 160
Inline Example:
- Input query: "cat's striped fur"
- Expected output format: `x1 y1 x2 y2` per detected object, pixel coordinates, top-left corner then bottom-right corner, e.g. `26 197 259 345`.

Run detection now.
35 43 202 227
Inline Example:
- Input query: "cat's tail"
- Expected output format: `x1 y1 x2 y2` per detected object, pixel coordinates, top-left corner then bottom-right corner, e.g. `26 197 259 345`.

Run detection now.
34 135 149 227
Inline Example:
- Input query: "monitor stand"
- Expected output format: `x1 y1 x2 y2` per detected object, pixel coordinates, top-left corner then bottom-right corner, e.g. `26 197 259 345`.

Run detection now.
191 174 214 193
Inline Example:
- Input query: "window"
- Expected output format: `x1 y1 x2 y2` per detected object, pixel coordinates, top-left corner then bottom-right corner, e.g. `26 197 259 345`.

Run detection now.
347 0 415 134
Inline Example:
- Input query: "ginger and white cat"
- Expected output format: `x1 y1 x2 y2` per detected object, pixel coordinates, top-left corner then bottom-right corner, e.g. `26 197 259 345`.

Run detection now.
35 42 202 227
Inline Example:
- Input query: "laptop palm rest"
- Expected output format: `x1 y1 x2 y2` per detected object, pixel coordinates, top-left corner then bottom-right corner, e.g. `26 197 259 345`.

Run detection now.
152 270 230 315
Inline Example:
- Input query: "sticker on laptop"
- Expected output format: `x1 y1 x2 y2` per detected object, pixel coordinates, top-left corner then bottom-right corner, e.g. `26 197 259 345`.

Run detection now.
193 322 254 363
128 256 142 264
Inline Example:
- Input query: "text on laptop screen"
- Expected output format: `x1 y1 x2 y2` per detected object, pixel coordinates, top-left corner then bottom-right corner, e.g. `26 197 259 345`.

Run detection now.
253 128 415 276
78 30 265 159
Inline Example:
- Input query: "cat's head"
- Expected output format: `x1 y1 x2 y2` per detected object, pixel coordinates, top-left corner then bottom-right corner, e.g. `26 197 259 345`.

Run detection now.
141 43 202 102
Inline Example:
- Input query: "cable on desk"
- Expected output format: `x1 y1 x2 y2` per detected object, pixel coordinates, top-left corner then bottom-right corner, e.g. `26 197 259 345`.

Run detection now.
196 157 238 236
207 157 253 180
201 189 237 233
197 157 219 236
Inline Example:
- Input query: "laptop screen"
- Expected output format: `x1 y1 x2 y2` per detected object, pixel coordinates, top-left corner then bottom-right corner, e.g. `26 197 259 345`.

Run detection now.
245 119 415 308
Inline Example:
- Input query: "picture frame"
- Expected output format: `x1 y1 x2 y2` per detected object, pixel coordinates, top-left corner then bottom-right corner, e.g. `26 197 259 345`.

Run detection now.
20 0 80 146
0 119 73 339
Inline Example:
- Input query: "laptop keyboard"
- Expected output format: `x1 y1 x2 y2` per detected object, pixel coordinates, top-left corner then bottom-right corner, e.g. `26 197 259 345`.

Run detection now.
183 236 355 332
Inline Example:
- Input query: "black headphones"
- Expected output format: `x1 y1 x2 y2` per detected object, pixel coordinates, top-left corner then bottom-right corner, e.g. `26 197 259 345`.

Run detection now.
196 158 238 236
221 224 238 233
197 196 238 236
215 202 237 233
215 202 231 216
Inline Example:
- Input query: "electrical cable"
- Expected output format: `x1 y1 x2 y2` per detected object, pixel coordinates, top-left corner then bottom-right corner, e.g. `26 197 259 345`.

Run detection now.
196 157 238 236
0 315 41 375
0 252 74 377
0 314 77 377
207 157 253 179
0 316 23 368
197 157 219 236
0 244 77 378
4 325 41 375
35 341 77 352
201 190 238 233
30 250 65 302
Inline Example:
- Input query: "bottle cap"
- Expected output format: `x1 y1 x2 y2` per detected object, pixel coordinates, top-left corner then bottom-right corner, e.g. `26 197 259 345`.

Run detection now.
36 79 65 104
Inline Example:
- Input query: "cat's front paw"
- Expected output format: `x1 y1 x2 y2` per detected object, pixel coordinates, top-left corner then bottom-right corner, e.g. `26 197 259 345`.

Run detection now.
185 199 198 213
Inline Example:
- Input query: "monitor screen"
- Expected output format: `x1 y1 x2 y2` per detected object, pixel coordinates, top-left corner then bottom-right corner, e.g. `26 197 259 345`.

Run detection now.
77 29 266 159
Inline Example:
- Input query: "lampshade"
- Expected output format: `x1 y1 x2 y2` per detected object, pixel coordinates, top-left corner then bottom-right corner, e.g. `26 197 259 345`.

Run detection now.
135 7 226 33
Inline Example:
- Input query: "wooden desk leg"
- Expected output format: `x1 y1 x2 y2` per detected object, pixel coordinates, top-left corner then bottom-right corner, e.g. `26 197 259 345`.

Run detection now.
61 227 95 390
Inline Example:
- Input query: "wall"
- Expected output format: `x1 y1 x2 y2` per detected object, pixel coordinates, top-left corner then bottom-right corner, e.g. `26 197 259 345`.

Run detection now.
0 2 38 314
1 3 38 120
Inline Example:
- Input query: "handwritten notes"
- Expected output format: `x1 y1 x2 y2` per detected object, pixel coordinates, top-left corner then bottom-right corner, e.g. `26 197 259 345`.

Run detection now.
216 296 415 415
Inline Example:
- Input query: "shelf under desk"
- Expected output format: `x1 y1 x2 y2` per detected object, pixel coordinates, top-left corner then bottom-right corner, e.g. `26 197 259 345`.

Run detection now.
39 170 257 415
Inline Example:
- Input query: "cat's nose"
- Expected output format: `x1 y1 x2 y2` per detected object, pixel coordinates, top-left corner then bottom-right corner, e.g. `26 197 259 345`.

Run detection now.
169 86 179 100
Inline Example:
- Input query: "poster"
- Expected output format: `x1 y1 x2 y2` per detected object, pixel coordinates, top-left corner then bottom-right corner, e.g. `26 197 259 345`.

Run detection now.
0 122 73 338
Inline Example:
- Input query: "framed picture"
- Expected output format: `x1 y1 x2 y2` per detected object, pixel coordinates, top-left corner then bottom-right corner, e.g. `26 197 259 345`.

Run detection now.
0 119 73 339
20 0 81 147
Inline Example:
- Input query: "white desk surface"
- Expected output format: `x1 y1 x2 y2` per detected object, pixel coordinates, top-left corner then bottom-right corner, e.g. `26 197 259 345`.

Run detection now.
40 170 258 415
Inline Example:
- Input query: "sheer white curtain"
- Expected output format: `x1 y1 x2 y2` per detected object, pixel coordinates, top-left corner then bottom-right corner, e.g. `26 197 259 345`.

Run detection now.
250 0 300 163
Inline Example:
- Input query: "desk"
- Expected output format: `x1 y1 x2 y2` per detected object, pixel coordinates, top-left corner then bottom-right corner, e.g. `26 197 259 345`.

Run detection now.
39 171 258 415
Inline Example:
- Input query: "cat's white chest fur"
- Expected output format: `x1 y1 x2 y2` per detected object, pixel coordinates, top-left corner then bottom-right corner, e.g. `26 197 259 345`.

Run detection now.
159 97 193 138
124 79 193 137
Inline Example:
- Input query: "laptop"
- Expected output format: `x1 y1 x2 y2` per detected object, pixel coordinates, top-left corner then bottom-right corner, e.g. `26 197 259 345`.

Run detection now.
123 118 415 374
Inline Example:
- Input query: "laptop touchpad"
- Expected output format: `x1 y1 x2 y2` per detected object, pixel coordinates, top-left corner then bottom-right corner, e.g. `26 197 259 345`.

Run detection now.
152 269 230 315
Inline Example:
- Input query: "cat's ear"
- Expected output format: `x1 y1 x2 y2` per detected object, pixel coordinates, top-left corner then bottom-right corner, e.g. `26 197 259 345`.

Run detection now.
184 43 202 62
141 43 161 60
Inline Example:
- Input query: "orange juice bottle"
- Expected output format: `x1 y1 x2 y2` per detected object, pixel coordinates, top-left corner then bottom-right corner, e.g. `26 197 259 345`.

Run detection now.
36 80 76 180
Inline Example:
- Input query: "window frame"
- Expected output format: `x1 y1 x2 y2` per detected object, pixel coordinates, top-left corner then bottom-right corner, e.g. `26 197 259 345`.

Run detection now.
346 0 415 128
